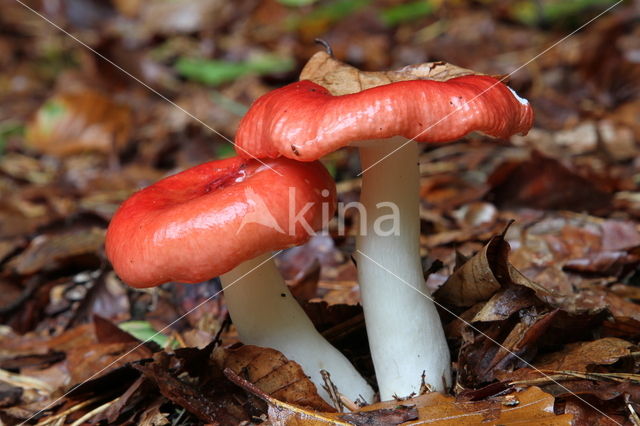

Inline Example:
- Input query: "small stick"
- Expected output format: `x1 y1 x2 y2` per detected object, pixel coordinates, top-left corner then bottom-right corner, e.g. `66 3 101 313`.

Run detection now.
339 394 359 412
68 397 120 426
419 371 434 395
627 394 640 426
321 370 344 412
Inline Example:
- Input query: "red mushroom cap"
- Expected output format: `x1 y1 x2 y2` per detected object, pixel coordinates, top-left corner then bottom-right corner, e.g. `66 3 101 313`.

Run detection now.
105 157 336 288
235 76 534 161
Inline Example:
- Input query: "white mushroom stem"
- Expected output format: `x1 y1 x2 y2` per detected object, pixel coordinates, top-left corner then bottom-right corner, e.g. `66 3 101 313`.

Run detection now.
220 253 374 404
356 138 451 400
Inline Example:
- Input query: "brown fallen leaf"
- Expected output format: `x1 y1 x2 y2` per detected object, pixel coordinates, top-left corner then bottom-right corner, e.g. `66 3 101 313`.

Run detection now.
214 344 334 412
65 319 152 385
602 316 640 340
25 89 132 156
505 370 640 422
7 227 106 275
435 228 549 307
471 285 542 323
340 405 418 425
535 338 633 371
459 309 561 386
136 356 250 424
228 368 571 426
300 51 482 96
0 382 23 408
225 367 347 425
137 396 170 426
487 152 613 213
563 251 639 275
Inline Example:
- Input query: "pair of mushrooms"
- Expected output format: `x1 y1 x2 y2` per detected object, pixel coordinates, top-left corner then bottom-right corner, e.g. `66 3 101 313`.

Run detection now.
106 55 533 404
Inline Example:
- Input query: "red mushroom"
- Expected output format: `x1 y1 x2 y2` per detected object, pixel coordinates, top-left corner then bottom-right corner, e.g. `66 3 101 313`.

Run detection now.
235 74 534 399
106 156 374 403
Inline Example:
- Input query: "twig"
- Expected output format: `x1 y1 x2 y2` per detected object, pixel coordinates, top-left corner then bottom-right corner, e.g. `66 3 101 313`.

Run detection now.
35 396 102 426
626 394 640 426
321 370 344 412
68 397 120 426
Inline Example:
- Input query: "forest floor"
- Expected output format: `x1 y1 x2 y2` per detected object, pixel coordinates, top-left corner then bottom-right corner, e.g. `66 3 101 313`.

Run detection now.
0 0 639 424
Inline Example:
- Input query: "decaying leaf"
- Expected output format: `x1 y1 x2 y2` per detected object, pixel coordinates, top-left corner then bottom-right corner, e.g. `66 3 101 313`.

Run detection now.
471 285 542 322
214 344 335 412
7 227 106 275
487 152 613 213
225 367 348 425
136 356 250 424
300 51 482 96
25 90 132 156
435 229 549 307
535 338 633 371
228 368 571 426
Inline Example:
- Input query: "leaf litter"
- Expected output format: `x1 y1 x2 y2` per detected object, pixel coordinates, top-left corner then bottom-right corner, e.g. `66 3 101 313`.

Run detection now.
1 0 639 424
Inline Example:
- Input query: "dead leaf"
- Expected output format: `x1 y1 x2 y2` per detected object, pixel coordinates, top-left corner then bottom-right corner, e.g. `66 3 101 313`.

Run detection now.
229 371 571 426
409 386 571 425
225 367 347 425
600 219 640 251
25 89 132 156
65 335 151 385
0 382 23 408
135 347 256 425
487 152 613 213
340 405 418 425
138 396 170 426
535 338 633 371
563 251 639 275
300 51 482 96
471 285 541 322
435 229 549 307
8 227 105 275
214 344 334 412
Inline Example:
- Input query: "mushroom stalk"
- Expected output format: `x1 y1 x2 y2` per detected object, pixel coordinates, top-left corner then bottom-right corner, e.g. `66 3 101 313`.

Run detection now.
356 139 451 400
220 253 374 404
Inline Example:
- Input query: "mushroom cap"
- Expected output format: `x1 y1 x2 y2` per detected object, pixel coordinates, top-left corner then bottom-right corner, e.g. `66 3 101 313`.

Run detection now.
235 76 534 161
106 157 336 288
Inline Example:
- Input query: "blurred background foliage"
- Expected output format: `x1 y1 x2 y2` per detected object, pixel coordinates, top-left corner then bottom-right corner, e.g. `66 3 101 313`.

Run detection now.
1 0 640 423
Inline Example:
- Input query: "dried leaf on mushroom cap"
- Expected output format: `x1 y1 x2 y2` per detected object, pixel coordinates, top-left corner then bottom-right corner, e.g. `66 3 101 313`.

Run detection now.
300 51 505 96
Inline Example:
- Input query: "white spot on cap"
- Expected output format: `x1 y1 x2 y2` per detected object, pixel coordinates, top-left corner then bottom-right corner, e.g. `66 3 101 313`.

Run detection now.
321 189 330 197
507 86 529 105
234 170 247 183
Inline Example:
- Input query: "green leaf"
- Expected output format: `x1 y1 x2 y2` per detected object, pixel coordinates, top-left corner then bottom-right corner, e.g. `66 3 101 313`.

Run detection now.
216 143 237 159
118 321 178 348
0 121 25 155
210 90 249 116
379 0 435 26
176 54 294 87
511 0 620 26
38 100 66 134
287 0 371 29
277 0 317 6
